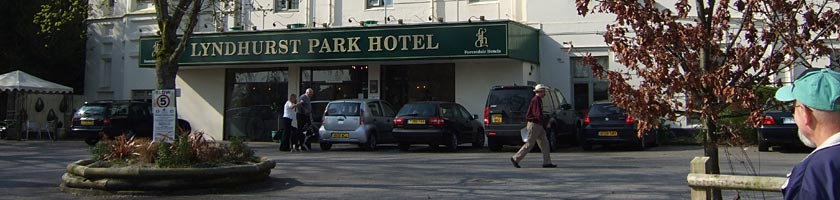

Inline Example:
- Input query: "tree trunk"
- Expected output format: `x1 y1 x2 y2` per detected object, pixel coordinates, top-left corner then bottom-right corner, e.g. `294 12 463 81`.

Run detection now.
155 59 178 90
703 117 722 200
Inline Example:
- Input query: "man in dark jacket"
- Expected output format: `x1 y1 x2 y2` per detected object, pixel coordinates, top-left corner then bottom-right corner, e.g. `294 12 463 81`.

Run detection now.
775 68 840 199
510 84 556 168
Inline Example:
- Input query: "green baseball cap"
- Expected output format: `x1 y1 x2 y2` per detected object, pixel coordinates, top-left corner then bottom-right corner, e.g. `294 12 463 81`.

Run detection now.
774 68 840 111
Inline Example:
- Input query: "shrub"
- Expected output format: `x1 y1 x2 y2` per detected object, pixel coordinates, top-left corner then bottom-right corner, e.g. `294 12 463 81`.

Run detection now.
91 131 258 168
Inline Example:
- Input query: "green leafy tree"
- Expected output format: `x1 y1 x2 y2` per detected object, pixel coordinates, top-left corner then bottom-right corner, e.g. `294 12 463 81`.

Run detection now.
575 1 840 198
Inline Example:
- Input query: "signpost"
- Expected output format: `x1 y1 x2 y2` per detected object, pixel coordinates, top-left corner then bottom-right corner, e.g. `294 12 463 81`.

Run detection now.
153 90 177 143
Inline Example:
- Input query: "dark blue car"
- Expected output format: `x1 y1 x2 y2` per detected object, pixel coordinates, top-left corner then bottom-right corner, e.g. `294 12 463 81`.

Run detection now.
580 102 658 151
757 101 806 152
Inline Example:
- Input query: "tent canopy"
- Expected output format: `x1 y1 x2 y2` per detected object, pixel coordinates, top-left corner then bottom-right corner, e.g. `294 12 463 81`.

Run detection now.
0 70 73 94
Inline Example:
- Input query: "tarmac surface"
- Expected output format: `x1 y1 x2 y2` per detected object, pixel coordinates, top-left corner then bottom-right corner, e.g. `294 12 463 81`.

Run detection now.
0 140 809 199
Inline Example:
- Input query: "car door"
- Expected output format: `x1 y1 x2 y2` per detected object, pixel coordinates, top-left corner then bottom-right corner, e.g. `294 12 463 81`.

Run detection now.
553 89 578 134
366 101 392 142
439 103 460 133
456 104 478 140
380 101 397 141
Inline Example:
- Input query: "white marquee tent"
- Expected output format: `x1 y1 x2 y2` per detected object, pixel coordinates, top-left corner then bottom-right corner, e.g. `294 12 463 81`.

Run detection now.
0 70 73 140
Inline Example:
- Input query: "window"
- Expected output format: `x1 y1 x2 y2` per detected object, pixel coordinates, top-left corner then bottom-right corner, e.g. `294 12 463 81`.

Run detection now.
367 0 393 8
367 102 383 117
382 101 396 117
275 0 299 11
572 56 611 112
468 0 497 3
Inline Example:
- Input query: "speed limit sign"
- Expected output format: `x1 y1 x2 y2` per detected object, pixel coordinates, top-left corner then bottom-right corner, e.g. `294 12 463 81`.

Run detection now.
152 90 176 143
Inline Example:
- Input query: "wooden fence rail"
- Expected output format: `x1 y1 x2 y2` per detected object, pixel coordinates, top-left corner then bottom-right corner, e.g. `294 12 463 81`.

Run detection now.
686 156 787 200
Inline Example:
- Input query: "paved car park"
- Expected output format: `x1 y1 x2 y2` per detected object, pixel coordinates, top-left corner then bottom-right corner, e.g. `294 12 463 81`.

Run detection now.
0 140 809 200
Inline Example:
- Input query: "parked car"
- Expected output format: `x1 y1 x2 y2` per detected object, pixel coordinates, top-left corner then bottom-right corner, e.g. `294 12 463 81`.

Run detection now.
318 99 397 151
70 100 191 145
579 101 658 151
392 102 485 152
484 85 580 151
757 101 804 152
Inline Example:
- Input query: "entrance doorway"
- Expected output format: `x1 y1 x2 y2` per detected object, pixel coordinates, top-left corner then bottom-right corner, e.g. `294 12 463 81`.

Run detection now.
301 66 369 101
381 64 455 110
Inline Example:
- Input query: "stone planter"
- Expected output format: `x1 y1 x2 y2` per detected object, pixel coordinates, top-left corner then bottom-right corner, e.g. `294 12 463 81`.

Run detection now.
60 157 275 195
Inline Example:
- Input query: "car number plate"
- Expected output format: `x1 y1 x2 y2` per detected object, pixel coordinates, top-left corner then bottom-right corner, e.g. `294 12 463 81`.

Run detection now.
81 120 94 125
598 131 618 137
492 114 502 123
408 119 426 125
783 117 795 124
331 133 349 138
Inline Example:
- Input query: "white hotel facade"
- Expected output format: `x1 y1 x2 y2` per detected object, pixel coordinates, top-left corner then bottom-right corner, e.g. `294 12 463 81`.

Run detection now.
84 0 817 141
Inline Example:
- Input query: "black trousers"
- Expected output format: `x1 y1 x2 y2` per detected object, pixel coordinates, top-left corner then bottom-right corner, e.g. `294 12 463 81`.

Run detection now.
294 113 312 148
279 117 294 151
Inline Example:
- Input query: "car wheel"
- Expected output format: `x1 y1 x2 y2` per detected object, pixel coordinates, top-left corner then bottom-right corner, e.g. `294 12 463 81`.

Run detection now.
472 129 485 148
362 133 377 151
487 137 502 151
650 130 661 147
320 142 332 151
581 142 593 151
634 136 647 151
548 129 558 152
757 131 769 152
84 137 99 146
123 130 136 140
446 133 458 152
399 142 411 152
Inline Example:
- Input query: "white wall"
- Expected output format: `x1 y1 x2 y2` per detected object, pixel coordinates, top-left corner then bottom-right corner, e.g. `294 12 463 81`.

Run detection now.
455 59 525 119
176 68 226 139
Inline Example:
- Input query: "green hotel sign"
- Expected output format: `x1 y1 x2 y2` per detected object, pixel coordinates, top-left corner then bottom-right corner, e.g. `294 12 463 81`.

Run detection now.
139 21 538 67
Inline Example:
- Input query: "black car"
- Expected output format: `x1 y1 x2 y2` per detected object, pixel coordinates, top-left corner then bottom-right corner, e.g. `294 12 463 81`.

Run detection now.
580 101 658 151
392 102 484 152
70 100 191 145
70 100 154 145
483 85 580 151
757 101 804 152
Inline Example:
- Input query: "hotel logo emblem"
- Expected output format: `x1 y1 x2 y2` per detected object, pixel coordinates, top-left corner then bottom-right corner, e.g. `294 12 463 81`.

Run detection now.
475 28 489 48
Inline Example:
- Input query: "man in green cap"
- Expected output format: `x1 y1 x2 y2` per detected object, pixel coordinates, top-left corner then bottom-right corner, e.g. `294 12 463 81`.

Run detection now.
774 68 840 199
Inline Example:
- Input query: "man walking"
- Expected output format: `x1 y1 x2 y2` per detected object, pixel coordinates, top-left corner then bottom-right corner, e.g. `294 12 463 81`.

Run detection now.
774 68 840 199
511 84 557 168
296 88 315 150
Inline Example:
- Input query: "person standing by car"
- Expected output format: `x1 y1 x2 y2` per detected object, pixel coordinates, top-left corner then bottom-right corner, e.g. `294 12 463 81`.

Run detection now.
511 84 557 168
279 94 299 151
774 68 840 199
297 88 315 150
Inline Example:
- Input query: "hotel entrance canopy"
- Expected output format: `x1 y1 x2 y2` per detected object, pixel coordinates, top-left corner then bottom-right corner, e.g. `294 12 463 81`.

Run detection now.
139 20 539 67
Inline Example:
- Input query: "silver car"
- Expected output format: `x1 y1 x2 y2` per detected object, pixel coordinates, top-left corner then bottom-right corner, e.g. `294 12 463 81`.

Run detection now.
318 99 397 151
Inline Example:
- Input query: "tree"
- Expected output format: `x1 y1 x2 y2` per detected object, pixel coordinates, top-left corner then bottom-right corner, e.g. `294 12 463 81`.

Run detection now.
152 0 205 90
575 0 840 194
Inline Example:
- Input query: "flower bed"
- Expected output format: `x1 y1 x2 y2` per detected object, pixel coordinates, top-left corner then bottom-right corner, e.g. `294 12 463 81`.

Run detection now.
59 131 275 195
60 157 274 193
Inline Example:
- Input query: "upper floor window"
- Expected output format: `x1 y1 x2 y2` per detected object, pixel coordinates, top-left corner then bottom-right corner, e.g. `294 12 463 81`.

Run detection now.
367 0 393 9
275 0 299 11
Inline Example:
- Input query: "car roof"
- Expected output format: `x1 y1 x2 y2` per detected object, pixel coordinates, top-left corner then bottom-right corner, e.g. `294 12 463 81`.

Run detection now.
329 99 381 103
404 101 455 105
490 85 534 90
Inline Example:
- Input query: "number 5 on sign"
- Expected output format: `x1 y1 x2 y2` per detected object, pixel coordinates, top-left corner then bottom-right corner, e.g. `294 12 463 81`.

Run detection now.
153 90 176 143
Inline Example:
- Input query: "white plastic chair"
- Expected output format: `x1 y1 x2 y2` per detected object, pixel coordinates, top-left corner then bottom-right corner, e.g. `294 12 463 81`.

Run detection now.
24 121 39 140
40 121 55 141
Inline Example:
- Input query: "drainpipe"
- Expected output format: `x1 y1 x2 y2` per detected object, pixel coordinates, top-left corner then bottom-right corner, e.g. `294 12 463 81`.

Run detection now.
456 0 460 21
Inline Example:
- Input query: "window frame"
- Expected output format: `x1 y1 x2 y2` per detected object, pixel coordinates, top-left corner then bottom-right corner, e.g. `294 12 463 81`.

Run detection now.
275 0 299 12
366 0 393 9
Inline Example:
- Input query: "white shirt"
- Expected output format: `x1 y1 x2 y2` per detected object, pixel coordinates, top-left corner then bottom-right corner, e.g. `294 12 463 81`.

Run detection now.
283 101 296 120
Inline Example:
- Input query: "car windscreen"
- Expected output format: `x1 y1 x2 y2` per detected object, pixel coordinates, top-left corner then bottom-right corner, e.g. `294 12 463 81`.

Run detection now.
325 102 360 116
397 104 438 117
77 105 107 116
588 103 626 117
487 89 533 112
